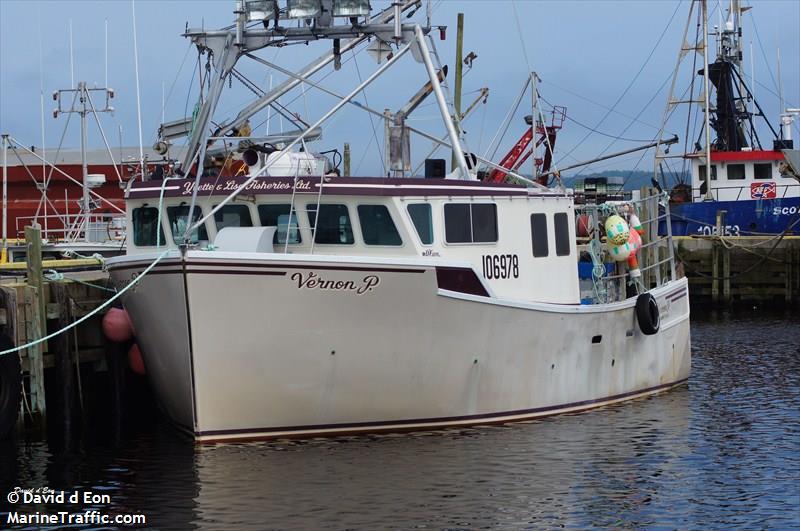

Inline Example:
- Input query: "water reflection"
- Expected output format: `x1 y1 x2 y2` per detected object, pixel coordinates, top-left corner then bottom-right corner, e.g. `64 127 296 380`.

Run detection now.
1 311 798 529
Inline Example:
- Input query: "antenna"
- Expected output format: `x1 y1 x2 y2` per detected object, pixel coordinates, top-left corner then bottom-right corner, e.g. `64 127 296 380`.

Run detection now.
69 19 75 88
777 47 784 117
38 8 48 232
132 0 145 180
750 40 754 125
161 81 166 124
105 19 109 87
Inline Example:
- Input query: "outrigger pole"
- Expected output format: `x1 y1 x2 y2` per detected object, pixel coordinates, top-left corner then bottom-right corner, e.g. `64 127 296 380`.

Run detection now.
539 135 679 179
188 40 415 235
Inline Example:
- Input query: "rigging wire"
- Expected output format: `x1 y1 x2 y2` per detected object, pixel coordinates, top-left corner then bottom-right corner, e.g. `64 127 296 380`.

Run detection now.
572 66 682 182
540 97 656 143
156 42 194 130
351 48 386 175
541 80 664 132
748 10 781 100
555 0 683 167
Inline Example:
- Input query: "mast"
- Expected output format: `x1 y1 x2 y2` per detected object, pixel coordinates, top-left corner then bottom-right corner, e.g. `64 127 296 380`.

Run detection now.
451 12 464 172
53 83 115 241
80 82 89 237
653 0 697 187
702 0 712 198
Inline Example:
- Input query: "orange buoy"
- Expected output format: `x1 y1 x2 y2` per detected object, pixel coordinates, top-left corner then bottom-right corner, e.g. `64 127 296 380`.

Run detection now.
128 343 146 376
626 229 643 277
102 308 133 342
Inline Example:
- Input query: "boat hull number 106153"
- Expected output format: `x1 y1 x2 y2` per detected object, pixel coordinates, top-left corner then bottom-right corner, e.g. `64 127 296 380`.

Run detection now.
482 254 519 279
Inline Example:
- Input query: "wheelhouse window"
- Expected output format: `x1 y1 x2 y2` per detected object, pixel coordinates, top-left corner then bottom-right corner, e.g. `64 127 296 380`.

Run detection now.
407 203 433 245
530 213 548 257
257 204 301 244
727 163 745 180
754 163 772 180
132 207 165 247
357 205 402 246
698 164 717 181
167 206 208 244
554 213 571 256
306 204 354 244
444 203 498 244
214 204 253 230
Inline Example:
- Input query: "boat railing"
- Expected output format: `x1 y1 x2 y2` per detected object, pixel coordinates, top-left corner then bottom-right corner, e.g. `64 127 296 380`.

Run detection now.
14 212 126 244
689 180 800 201
575 189 677 304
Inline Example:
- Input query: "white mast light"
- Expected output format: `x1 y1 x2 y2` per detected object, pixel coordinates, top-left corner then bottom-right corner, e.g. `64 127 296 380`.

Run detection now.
245 0 275 22
286 0 322 19
332 0 370 17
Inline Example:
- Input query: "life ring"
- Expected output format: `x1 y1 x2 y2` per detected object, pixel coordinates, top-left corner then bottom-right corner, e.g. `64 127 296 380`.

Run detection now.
635 293 660 335
0 333 22 439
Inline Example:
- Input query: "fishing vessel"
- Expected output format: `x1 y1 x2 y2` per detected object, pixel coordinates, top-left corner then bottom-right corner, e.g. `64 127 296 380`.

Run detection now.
107 0 690 443
655 0 800 237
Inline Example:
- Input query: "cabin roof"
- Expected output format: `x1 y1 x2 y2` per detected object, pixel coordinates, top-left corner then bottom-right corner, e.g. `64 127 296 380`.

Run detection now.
127 176 566 200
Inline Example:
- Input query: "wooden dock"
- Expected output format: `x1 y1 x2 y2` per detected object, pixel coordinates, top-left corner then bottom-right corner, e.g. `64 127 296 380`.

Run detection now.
674 235 800 305
0 227 117 439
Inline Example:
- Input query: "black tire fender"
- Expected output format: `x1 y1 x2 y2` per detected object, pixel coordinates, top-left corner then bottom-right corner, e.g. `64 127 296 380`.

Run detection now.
0 333 22 439
635 293 660 335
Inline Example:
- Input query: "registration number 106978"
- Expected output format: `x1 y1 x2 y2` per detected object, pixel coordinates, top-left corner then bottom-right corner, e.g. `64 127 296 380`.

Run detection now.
482 254 519 279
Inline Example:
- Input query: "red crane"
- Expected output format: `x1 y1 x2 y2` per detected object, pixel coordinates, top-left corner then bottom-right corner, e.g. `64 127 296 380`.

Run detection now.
485 106 566 186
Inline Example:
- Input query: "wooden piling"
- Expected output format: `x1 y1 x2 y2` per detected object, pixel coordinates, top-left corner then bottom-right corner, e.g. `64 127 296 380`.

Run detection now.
675 235 800 305
51 283 74 442
20 227 47 415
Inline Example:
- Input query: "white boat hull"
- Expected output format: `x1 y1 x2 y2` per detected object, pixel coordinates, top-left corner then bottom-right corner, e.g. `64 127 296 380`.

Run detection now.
109 251 691 442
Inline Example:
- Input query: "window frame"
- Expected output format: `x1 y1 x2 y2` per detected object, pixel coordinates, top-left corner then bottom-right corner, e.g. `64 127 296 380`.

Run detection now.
443 202 498 245
131 206 166 248
257 203 302 245
166 205 209 245
213 204 254 231
305 203 356 245
698 164 718 182
553 212 571 257
407 203 434 246
530 213 549 258
754 163 773 180
726 163 746 180
356 204 403 247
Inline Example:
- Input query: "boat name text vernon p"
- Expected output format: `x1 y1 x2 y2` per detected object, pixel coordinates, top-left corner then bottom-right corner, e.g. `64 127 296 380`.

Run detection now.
291 272 380 294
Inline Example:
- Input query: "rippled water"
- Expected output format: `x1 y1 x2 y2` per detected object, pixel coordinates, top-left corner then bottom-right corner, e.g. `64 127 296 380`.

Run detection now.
1 310 798 529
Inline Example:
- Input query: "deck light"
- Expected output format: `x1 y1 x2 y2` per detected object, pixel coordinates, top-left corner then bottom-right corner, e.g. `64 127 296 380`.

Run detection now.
286 0 321 19
244 0 275 22
332 0 370 17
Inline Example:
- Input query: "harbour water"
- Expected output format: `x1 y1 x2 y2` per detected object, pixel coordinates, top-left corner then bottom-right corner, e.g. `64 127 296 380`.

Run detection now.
1 309 798 529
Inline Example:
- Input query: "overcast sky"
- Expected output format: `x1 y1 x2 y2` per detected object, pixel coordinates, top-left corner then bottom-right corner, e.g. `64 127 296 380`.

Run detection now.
1 0 798 177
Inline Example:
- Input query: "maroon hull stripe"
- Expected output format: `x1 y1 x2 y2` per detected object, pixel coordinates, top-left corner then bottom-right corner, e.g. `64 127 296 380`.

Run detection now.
114 261 490 297
197 377 689 439
188 261 425 274
667 290 687 302
109 261 424 275
436 266 489 297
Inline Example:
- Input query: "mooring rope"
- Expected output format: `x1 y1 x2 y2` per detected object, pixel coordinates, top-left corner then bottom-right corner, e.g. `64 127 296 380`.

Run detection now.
0 249 171 356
